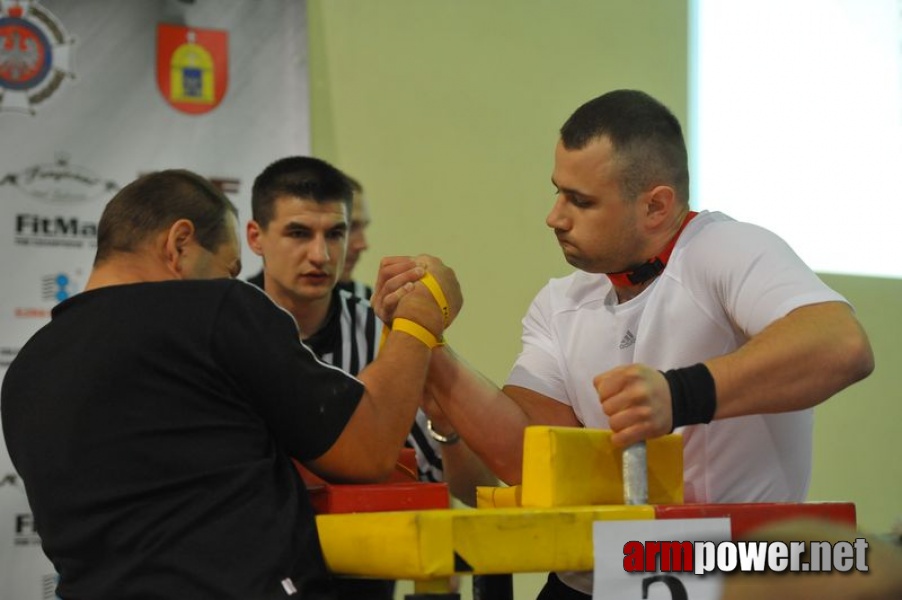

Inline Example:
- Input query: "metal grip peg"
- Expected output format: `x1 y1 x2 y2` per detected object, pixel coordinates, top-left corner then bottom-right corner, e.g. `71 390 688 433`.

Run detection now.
622 441 648 505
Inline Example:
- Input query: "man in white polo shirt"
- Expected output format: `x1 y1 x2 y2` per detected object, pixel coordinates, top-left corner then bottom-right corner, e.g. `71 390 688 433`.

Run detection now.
374 89 875 599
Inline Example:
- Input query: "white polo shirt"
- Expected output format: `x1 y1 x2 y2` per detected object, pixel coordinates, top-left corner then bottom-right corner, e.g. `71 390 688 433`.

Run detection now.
507 211 847 593
508 210 847 503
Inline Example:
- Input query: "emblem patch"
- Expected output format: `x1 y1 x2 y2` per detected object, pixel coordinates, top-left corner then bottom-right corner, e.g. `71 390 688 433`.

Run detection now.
0 1 75 115
156 23 228 115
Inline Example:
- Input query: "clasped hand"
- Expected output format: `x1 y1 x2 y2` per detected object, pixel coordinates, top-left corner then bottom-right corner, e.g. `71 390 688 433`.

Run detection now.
372 255 463 333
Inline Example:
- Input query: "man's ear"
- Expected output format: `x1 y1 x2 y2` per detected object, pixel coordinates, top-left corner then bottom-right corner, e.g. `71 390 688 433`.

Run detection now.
643 185 677 227
164 219 196 275
246 220 265 257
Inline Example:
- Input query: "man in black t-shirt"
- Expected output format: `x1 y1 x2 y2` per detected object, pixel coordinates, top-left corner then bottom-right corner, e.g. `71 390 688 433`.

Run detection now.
1 169 460 600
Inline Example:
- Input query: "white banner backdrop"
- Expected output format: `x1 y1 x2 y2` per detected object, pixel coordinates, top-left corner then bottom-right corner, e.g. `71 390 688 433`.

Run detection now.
0 1 310 597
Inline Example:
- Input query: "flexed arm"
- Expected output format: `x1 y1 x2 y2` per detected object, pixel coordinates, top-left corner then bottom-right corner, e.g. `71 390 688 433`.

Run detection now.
596 301 874 448
306 257 463 482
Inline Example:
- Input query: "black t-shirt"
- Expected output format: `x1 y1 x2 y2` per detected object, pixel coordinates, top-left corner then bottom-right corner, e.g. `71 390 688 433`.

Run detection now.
1 279 363 600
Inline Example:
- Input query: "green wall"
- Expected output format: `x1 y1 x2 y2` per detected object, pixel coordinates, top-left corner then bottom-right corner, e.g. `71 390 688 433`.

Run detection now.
308 0 687 384
810 274 902 534
307 2 900 593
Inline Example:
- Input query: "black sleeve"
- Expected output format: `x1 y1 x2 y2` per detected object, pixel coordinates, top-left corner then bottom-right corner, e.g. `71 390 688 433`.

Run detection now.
210 281 363 461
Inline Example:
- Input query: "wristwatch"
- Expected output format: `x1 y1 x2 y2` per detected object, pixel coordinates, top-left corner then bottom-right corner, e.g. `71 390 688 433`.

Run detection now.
426 419 460 445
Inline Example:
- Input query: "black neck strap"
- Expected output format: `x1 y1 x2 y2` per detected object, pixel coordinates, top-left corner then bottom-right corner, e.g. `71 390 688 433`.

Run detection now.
607 211 698 287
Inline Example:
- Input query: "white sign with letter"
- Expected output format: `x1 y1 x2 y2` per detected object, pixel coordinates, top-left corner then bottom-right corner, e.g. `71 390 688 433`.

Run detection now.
593 518 730 600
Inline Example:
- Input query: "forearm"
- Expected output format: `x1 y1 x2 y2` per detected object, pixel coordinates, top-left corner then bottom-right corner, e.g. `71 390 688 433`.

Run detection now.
707 302 874 419
360 335 434 456
445 446 499 506
428 345 583 484
308 296 442 482
425 426 498 506
427 346 534 485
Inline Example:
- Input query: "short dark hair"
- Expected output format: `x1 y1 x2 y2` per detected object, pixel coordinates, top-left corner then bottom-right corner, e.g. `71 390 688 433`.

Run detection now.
345 173 363 195
251 156 353 228
560 90 690 204
94 169 237 265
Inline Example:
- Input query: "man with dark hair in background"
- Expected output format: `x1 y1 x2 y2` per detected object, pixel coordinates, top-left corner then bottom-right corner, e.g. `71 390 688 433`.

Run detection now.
337 174 374 300
2 169 461 600
374 89 875 599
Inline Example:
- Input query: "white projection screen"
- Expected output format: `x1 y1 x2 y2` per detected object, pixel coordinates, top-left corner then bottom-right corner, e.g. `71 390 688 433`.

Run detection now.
690 0 902 278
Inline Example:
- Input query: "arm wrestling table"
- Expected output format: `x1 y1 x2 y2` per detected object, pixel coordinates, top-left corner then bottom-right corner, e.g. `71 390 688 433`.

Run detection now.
312 427 856 599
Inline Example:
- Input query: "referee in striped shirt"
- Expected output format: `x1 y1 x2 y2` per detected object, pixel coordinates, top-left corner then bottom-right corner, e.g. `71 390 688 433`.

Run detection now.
246 156 495 598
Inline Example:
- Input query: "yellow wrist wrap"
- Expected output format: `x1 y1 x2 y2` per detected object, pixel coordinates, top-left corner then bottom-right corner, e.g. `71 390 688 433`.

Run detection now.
378 268 452 350
392 318 444 349
420 271 451 328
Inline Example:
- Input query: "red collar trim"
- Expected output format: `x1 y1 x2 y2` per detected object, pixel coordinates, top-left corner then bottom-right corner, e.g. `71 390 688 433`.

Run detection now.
607 211 698 288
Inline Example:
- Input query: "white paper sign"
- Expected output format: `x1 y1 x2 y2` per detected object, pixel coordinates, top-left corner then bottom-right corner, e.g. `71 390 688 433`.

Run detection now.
593 518 730 600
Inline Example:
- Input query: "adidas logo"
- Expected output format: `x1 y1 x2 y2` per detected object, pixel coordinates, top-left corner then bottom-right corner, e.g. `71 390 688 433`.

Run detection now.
619 330 636 349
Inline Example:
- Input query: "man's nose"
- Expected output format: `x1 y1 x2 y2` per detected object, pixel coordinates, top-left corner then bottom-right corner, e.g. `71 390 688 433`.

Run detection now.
308 235 330 264
546 195 570 230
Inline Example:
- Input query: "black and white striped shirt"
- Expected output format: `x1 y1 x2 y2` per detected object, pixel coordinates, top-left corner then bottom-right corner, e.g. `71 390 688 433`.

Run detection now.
249 274 445 483
305 288 380 376
335 279 374 302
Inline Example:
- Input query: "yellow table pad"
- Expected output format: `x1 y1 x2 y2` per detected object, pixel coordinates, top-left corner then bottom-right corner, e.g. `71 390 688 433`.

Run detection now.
317 505 654 578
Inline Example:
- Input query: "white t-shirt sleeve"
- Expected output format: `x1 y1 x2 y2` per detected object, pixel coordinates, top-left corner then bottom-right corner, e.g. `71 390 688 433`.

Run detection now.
692 220 848 337
505 283 571 404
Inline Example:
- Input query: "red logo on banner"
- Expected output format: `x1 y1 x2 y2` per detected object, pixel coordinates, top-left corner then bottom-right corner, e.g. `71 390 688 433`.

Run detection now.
156 24 228 115
0 1 76 115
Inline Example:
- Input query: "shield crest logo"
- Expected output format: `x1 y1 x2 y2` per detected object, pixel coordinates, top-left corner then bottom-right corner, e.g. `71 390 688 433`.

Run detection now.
156 23 228 115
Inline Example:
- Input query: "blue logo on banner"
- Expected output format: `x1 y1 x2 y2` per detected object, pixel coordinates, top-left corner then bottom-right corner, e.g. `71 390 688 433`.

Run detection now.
42 273 71 302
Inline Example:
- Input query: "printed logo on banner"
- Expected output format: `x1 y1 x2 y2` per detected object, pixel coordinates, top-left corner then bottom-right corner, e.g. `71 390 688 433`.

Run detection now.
14 268 83 319
13 513 40 546
41 574 60 600
42 574 60 600
15 213 98 249
209 176 239 195
42 272 73 302
0 1 76 115
1 472 22 489
0 154 118 204
0 346 19 366
0 346 18 367
138 171 241 196
156 23 228 115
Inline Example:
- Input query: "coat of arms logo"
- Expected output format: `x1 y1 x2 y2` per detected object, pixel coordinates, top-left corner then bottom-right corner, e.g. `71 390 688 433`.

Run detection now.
0 0 75 115
156 23 228 115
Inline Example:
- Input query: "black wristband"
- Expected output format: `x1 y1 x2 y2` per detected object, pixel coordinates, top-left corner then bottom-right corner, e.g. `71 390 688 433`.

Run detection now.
663 363 717 429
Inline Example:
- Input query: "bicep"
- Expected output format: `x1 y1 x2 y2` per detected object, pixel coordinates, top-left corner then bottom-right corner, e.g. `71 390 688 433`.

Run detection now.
302 390 386 483
212 284 362 460
702 223 846 336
